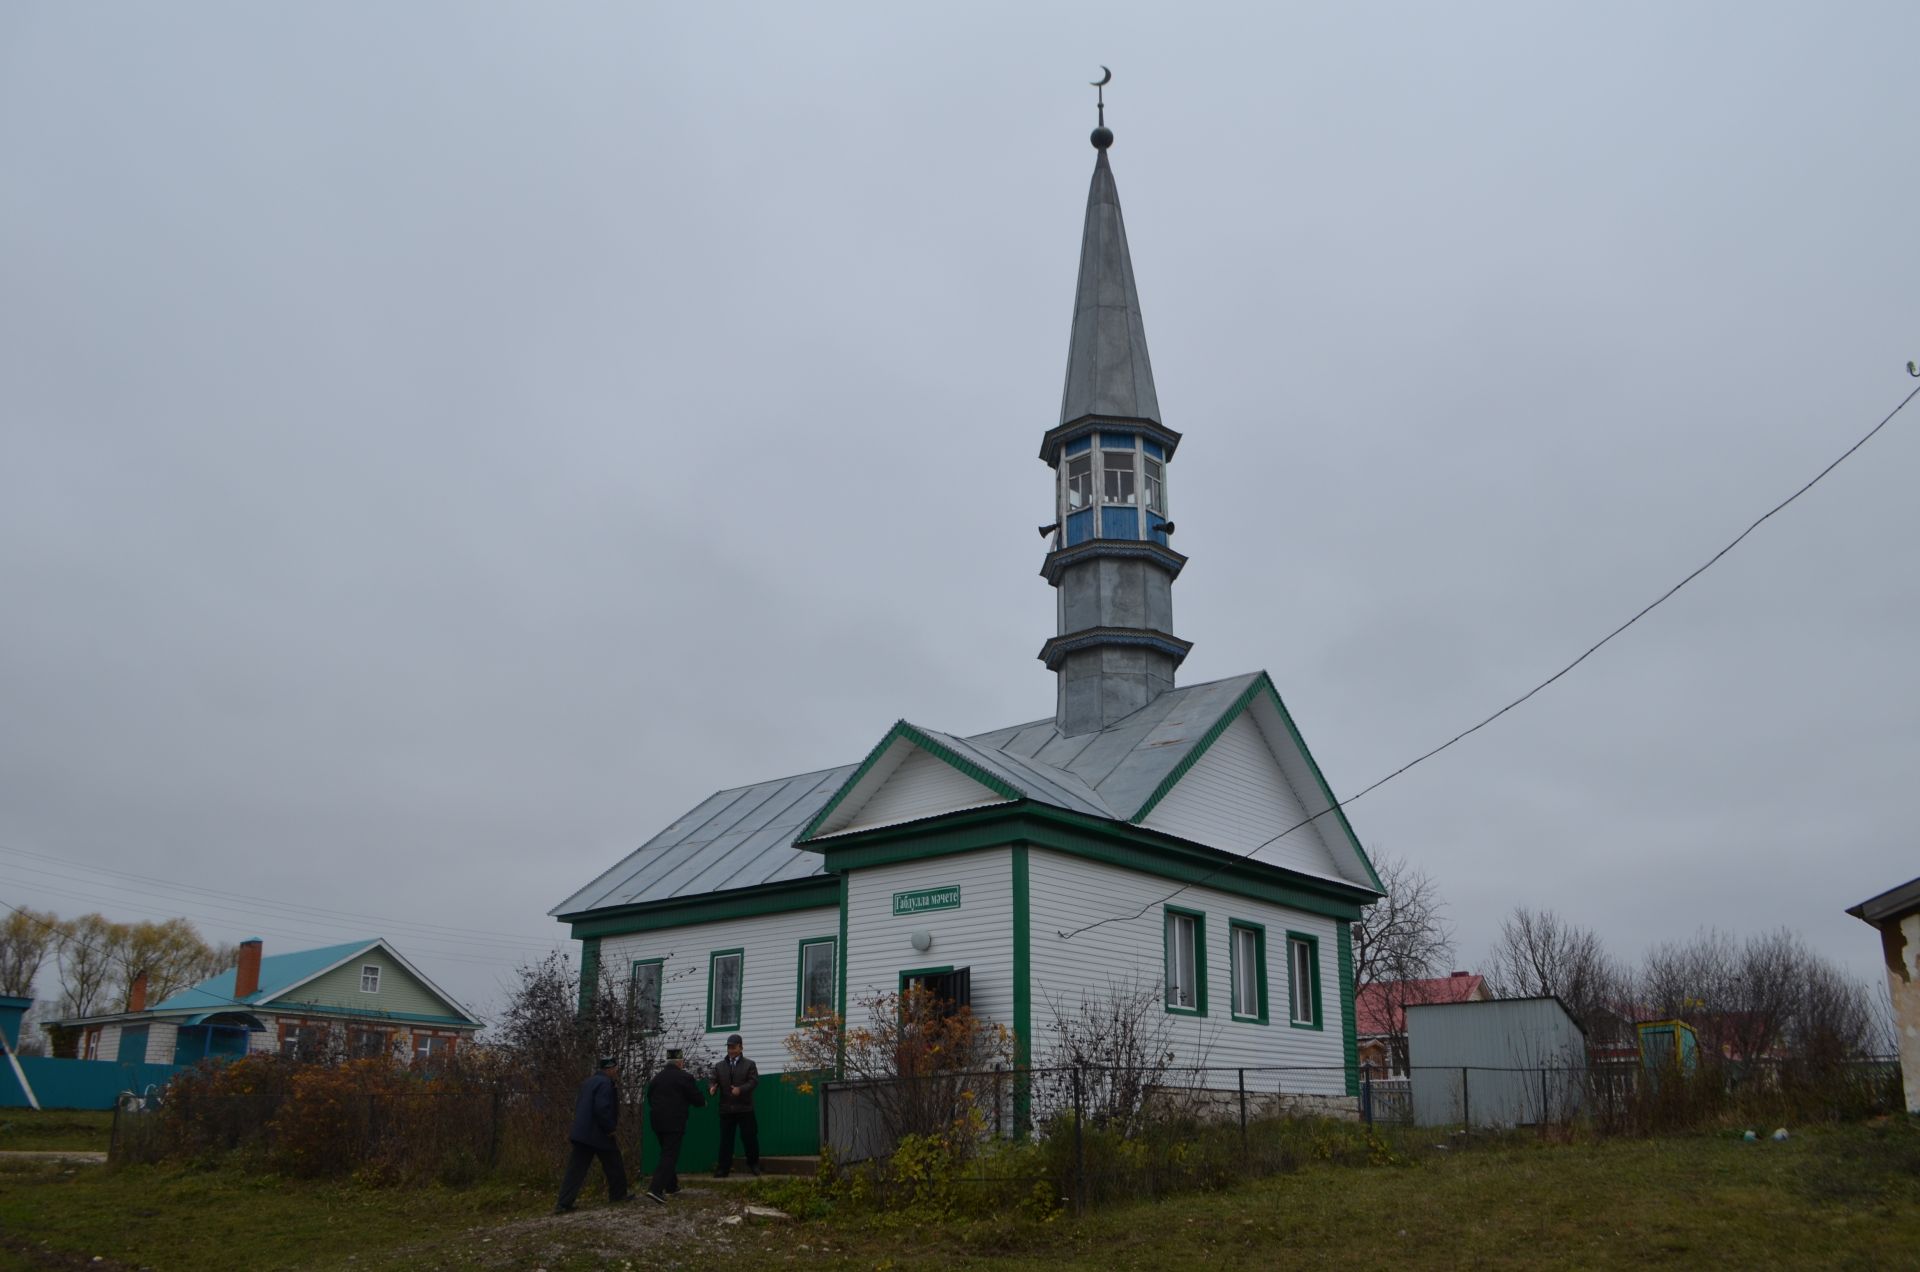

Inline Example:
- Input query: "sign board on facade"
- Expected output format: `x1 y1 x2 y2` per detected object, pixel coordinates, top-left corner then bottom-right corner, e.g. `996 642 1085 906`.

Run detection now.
892 886 961 916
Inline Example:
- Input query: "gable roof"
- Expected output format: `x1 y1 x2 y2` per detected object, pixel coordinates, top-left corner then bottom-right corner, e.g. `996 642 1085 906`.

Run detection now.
552 670 1380 918
147 938 481 1027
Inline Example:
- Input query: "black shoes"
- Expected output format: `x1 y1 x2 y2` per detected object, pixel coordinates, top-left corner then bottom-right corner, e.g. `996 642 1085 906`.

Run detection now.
646 1190 667 1205
552 1204 574 1215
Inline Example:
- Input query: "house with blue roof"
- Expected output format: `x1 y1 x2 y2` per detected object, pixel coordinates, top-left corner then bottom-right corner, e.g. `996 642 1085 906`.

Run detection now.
551 108 1384 1167
47 936 481 1069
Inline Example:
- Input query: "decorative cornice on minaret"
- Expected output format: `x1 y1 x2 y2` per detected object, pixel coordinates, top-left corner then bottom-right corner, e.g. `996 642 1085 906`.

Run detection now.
1040 84 1191 737
1057 148 1161 429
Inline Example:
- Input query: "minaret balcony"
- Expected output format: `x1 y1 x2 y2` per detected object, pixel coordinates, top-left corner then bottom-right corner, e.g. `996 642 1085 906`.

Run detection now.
1039 415 1182 467
1040 537 1187 587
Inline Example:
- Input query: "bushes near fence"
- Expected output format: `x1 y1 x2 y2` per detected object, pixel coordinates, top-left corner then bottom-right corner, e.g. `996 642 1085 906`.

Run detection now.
116 1052 572 1188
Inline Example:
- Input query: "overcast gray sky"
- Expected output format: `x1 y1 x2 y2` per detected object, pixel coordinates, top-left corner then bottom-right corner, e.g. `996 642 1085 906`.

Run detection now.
4 3 1917 1019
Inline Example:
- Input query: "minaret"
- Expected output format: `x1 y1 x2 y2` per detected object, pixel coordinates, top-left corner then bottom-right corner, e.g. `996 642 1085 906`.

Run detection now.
1038 99 1191 736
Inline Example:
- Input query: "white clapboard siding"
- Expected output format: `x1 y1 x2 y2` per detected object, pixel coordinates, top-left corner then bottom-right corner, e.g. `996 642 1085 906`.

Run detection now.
823 745 1009 837
599 905 840 1075
147 1021 179 1065
844 849 1014 1032
1028 849 1348 1095
1140 711 1343 879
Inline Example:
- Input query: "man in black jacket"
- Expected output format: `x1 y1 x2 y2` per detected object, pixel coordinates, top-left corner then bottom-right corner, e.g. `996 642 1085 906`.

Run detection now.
644 1048 705 1202
553 1057 631 1213
709 1033 761 1177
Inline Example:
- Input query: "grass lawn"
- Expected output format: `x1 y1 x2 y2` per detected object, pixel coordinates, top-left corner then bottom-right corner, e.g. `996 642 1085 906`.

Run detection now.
0 1122 1916 1270
0 1110 113 1153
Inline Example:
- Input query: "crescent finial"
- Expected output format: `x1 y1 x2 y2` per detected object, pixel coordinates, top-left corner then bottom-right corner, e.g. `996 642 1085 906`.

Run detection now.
1092 66 1112 88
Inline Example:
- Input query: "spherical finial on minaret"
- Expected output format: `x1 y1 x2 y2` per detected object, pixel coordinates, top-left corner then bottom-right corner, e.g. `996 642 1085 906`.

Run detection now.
1089 66 1112 150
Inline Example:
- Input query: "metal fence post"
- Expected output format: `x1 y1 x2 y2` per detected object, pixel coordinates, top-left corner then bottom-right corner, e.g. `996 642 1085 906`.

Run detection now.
109 1099 121 1163
1362 1070 1373 1125
1540 1066 1549 1133
1461 1067 1470 1130
1237 1068 1248 1152
488 1086 503 1169
820 1079 832 1163
1071 1065 1086 1216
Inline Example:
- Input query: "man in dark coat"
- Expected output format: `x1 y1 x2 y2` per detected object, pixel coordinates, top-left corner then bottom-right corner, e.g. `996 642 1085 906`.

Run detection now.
708 1033 761 1177
644 1048 705 1202
553 1057 631 1213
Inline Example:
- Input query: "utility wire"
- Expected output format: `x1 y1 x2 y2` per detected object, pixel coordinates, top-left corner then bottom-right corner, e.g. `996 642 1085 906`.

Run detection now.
1059 377 1920 940
0 842 559 952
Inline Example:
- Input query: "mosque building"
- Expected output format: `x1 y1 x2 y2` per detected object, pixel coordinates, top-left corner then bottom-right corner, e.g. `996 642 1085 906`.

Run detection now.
551 104 1383 1159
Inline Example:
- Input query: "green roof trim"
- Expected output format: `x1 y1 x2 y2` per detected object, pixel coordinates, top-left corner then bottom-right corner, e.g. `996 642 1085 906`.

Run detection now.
1127 671 1383 895
1260 678 1385 894
798 720 1025 843
563 876 840 940
809 803 1375 920
1128 676 1266 822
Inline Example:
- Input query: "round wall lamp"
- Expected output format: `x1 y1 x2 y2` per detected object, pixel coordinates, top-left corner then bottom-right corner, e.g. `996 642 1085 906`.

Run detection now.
910 930 933 953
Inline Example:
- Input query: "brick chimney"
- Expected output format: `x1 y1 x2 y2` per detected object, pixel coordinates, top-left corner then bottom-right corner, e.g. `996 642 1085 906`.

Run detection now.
128 972 149 1013
234 938 264 998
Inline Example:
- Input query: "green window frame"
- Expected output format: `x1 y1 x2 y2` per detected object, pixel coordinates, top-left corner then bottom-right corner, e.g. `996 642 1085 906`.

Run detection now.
1163 905 1207 1016
1286 931 1322 1030
796 937 837 1024
1229 920 1268 1024
629 958 664 1033
707 947 745 1032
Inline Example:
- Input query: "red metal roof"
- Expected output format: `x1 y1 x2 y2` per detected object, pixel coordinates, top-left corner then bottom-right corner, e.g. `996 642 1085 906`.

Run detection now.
1356 972 1486 1037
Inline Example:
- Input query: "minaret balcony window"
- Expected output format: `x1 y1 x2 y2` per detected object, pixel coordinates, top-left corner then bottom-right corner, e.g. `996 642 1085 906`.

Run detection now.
1057 432 1172 547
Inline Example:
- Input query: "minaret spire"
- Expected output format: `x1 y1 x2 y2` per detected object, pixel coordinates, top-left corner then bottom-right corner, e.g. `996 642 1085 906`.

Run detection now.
1038 77 1191 737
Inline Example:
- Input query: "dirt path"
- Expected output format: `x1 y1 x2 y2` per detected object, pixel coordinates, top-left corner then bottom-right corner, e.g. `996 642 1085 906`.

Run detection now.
399 1184 798 1269
0 1150 107 1165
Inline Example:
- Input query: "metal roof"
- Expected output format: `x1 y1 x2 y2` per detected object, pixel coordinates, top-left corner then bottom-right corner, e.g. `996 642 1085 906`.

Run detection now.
551 673 1270 918
1058 148 1159 427
150 940 376 1013
1847 876 1920 925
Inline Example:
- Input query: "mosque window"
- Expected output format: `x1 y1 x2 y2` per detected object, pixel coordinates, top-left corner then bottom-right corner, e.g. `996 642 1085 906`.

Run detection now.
1144 457 1165 514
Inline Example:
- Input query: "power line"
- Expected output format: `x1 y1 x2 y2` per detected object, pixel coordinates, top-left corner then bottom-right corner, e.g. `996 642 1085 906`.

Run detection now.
1059 376 1920 940
0 841 559 952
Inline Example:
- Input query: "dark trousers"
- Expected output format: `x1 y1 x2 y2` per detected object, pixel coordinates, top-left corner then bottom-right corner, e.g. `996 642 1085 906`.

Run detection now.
650 1129 685 1196
556 1140 629 1209
717 1110 760 1173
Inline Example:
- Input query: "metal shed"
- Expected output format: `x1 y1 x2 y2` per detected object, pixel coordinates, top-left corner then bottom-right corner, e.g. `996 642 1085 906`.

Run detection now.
1405 997 1587 1128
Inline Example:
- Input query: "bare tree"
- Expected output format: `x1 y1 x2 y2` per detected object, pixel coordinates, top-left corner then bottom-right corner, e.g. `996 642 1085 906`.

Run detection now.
114 918 228 1008
1485 907 1624 1038
54 914 122 1018
1353 850 1455 1072
0 907 61 998
1031 976 1177 1137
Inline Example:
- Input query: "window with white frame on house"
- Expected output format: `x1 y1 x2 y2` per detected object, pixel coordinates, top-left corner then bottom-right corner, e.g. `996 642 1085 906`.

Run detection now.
360 964 381 993
412 1033 453 1064
280 1021 331 1061
1230 921 1267 1023
630 959 664 1032
1164 907 1205 1014
797 938 836 1022
1287 933 1321 1028
348 1026 391 1059
708 949 744 1031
